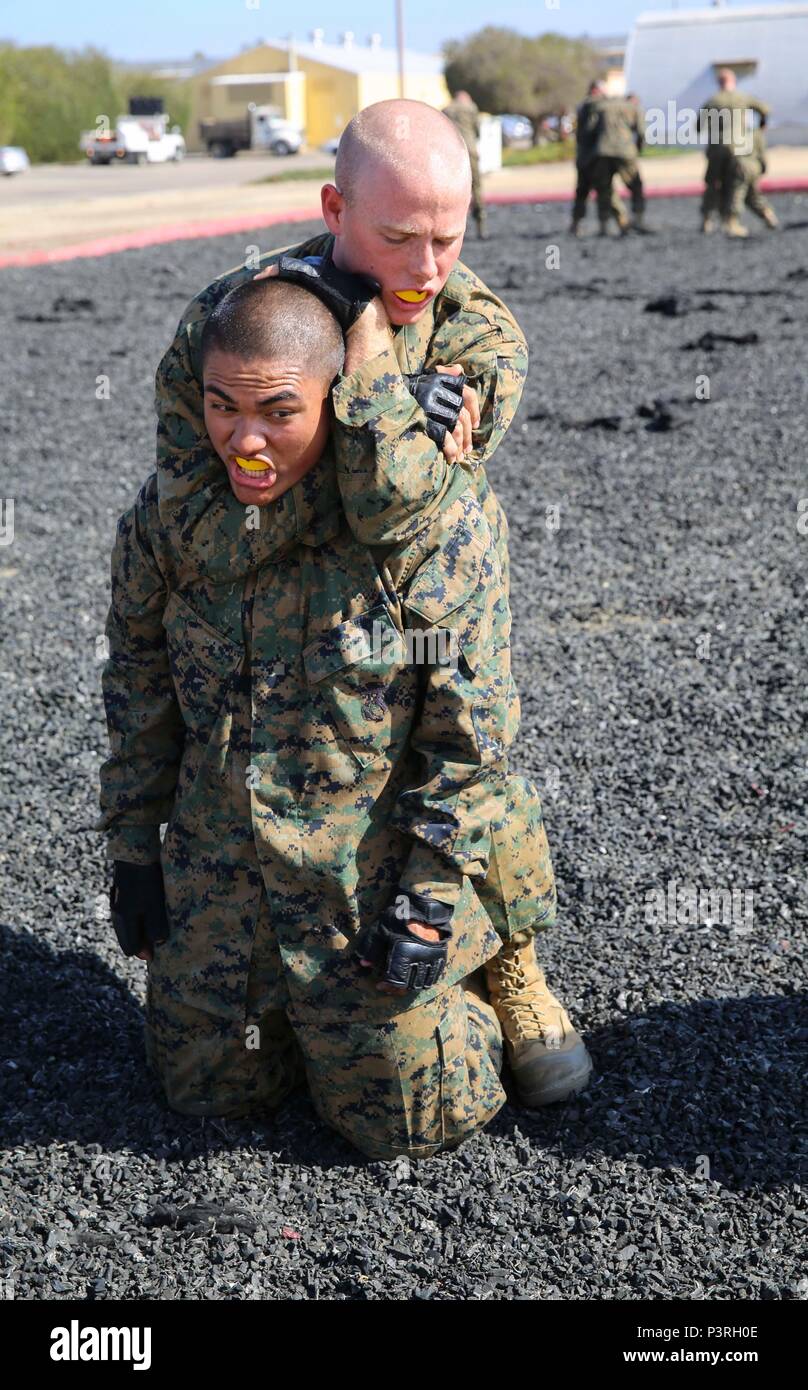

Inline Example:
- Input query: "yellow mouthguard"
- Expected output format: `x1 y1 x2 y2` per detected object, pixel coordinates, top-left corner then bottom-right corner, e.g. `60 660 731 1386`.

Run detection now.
234 455 271 473
394 289 428 303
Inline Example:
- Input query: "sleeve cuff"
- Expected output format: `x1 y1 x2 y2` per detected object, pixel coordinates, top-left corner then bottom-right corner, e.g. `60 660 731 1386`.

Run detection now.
99 824 163 865
398 843 465 908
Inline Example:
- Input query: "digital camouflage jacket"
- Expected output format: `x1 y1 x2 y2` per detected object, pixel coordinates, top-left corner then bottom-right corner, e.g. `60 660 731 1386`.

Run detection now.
575 97 603 168
699 89 770 158
153 231 528 590
591 96 643 162
442 99 482 154
95 446 516 1021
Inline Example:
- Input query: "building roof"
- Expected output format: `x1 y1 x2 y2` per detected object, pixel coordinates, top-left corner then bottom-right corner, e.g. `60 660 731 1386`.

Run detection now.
259 35 444 76
635 3 808 26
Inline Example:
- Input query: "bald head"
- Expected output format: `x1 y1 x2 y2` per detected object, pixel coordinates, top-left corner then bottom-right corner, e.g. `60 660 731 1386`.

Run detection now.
335 99 471 206
717 68 736 90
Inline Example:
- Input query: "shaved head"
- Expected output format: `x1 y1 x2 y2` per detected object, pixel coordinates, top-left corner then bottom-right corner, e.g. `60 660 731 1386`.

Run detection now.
717 68 736 90
335 99 471 206
201 278 345 383
322 99 473 327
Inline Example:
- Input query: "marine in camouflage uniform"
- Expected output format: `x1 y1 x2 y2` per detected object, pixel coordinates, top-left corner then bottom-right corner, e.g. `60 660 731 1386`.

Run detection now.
443 92 486 239
587 95 645 235
699 77 773 236
570 84 622 235
620 94 648 227
97 424 523 1157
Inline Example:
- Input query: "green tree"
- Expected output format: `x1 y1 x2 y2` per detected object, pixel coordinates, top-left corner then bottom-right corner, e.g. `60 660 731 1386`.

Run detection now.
0 44 119 162
0 44 191 163
444 26 598 141
0 44 23 145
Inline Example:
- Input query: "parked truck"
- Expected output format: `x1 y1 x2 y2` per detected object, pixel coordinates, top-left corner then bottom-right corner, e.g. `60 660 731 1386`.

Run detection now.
82 98 186 166
199 105 304 158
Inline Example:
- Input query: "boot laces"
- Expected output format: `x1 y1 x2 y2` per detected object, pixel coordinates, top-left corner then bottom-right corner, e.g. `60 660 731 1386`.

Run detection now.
492 956 566 1044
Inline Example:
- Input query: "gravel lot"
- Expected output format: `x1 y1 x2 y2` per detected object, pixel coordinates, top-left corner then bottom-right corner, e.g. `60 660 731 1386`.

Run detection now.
1 198 806 1302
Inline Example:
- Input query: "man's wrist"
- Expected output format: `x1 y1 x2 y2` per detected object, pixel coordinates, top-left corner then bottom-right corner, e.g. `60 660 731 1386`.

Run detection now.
391 889 454 928
343 300 394 372
102 824 163 865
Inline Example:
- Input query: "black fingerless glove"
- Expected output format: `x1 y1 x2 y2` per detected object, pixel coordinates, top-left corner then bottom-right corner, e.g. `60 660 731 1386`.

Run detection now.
355 890 454 993
405 371 467 447
110 861 169 958
274 254 381 331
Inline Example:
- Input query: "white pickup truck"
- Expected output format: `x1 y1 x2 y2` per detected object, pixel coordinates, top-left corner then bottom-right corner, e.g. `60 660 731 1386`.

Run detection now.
82 112 186 166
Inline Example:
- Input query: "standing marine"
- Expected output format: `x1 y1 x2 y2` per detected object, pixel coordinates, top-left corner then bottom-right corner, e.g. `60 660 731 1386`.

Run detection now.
587 94 646 236
443 89 486 239
699 68 776 237
570 80 616 236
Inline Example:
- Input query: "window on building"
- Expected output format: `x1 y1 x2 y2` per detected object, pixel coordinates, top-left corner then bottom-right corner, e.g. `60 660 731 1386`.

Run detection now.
712 60 759 81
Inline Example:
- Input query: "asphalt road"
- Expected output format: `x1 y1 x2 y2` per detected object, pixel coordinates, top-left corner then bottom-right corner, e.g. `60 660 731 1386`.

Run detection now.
0 150 334 206
0 199 805 1302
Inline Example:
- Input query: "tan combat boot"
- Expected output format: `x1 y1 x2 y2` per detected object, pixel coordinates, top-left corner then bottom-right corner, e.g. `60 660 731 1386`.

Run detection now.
723 216 749 238
485 938 593 1107
615 207 631 236
762 207 779 230
701 214 717 235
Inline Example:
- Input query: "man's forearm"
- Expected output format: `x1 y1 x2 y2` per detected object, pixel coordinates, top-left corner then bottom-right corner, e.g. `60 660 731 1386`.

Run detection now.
95 493 185 863
389 488 516 903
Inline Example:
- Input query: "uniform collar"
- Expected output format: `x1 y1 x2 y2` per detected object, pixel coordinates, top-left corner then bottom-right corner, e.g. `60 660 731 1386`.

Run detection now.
159 441 343 583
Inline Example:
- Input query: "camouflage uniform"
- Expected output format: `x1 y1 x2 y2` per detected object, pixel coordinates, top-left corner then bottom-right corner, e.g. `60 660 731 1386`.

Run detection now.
443 97 486 237
96 446 537 1158
571 96 622 229
153 232 554 946
588 97 645 229
743 125 777 225
699 89 770 224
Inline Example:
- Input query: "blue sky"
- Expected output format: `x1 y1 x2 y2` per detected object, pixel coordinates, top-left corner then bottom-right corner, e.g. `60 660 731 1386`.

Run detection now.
0 0 793 61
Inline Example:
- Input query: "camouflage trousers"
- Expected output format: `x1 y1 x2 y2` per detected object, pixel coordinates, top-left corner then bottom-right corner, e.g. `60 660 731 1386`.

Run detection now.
741 156 775 222
572 160 622 224
589 156 644 222
702 148 746 221
476 773 557 940
144 963 505 1161
469 152 486 235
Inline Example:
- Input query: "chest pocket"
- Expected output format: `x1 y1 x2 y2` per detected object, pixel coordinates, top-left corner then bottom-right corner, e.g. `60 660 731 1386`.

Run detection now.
302 604 414 769
162 590 244 734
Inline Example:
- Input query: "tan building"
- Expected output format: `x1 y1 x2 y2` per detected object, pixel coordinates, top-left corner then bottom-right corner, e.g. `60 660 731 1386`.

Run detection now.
187 32 451 151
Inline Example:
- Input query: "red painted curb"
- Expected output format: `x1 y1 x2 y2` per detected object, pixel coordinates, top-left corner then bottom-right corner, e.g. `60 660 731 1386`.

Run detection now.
0 204 322 269
1 176 806 268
